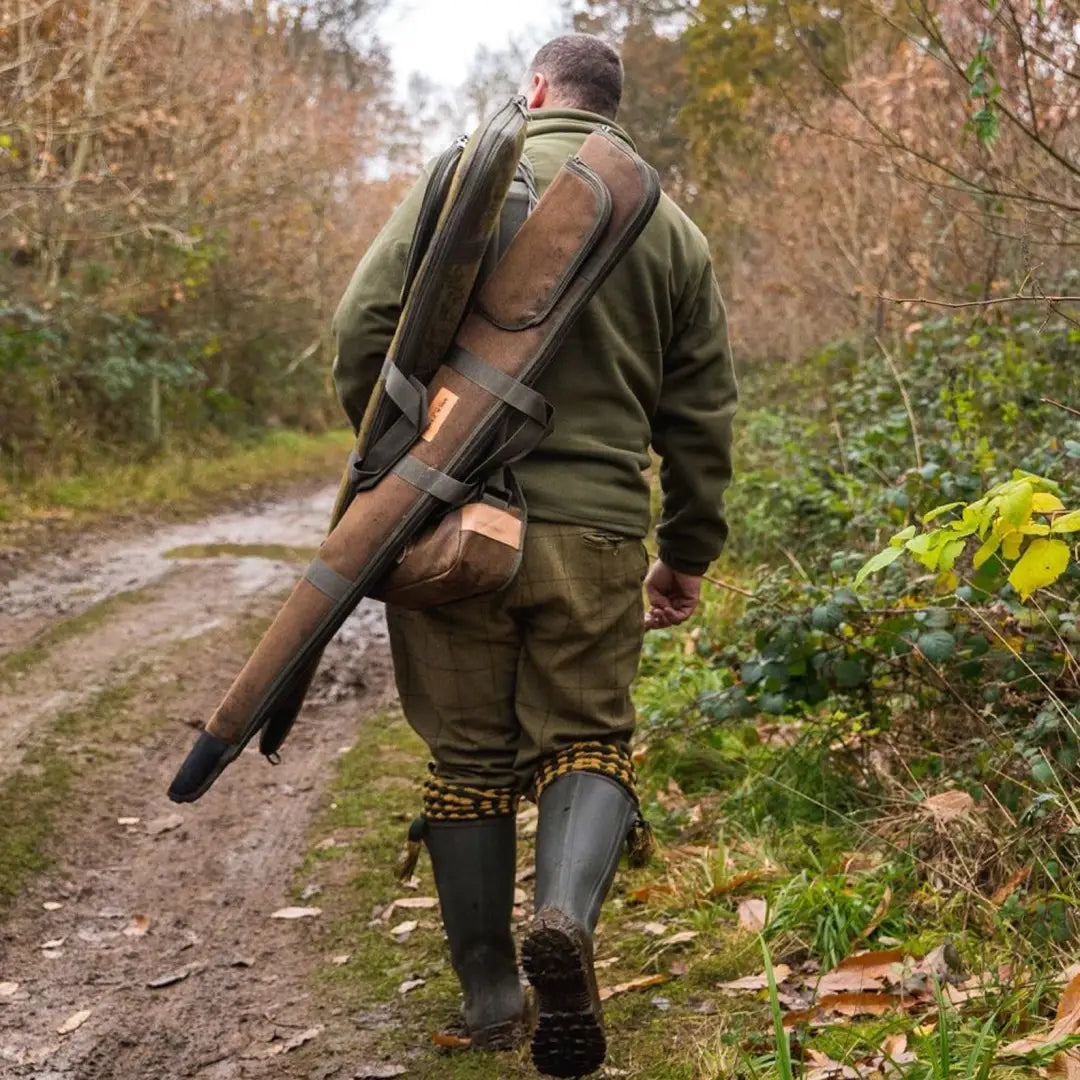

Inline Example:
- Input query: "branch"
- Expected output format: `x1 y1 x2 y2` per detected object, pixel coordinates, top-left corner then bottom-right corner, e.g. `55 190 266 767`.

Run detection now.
703 575 756 599
1042 398 1080 420
880 292 1080 309
875 336 923 471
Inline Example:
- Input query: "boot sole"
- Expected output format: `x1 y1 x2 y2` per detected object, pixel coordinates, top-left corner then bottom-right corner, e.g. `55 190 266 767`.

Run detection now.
522 913 605 1078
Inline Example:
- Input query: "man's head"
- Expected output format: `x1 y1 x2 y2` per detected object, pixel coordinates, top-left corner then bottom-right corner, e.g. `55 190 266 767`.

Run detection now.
522 34 623 119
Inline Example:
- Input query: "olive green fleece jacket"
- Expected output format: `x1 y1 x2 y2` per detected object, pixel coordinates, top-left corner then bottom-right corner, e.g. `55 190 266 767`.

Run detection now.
332 109 737 575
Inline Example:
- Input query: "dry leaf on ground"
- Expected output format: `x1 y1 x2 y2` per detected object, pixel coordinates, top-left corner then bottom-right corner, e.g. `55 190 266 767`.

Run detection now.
270 906 322 920
147 963 202 989
718 965 793 993
920 790 976 822
626 884 675 904
990 864 1033 906
353 1065 407 1078
398 978 426 995
737 897 768 933
123 915 150 938
146 813 184 836
1002 973 1080 1057
42 902 63 911
331 954 351 966
390 920 418 937
707 869 771 898
41 938 65 950
259 1026 323 1057
815 948 906 994
660 930 698 947
643 922 668 936
0 983 19 997
599 974 668 1002
804 1048 861 1080
57 1009 92 1035
117 816 140 826
785 992 903 1028
390 896 439 911
432 1032 472 1049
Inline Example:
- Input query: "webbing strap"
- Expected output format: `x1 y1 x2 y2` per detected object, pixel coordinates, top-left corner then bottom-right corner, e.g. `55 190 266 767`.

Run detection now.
304 558 353 603
446 346 549 428
381 358 428 434
392 455 474 505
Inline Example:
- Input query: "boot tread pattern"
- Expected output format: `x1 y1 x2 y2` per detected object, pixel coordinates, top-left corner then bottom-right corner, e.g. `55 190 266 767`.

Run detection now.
522 916 606 1078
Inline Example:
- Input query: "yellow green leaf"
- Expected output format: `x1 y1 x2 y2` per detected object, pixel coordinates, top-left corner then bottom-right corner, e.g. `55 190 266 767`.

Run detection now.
939 537 967 571
1051 511 1080 534
999 482 1034 529
973 533 1002 570
1032 492 1065 513
1001 531 1024 561
1008 538 1071 602
1020 522 1051 536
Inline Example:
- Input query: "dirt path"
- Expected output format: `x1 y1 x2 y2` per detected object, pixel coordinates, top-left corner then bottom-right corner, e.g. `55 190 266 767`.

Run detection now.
0 486 397 1078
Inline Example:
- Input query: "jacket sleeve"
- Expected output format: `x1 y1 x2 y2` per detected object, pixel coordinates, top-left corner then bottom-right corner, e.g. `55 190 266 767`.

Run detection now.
330 172 429 431
651 259 738 575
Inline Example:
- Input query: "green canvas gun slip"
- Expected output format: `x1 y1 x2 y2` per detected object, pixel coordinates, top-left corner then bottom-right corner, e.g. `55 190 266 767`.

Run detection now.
167 128 661 803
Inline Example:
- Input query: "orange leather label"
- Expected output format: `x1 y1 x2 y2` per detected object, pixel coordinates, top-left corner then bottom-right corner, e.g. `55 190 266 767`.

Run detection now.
461 503 524 548
421 388 459 442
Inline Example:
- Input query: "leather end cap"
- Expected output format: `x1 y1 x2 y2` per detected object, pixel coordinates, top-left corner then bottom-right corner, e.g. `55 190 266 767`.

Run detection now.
167 731 233 803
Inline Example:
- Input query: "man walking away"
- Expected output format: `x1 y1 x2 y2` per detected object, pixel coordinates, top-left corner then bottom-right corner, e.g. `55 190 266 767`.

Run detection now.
332 32 737 1078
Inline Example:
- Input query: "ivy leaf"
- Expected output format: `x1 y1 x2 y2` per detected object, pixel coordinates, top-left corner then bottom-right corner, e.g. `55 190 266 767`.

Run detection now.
889 525 917 548
1001 531 1024 561
1051 511 1080 534
1008 538 1071 602
854 545 904 586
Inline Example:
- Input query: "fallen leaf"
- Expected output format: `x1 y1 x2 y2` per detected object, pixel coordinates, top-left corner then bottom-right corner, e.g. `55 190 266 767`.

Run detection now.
707 869 771 898
737 897 768 933
599 974 668 1002
804 1048 860 1080
815 948 906 994
391 897 439 910
331 954 351 966
41 938 65 950
718 965 793 993
784 993 902 1028
261 1025 323 1056
353 1066 407 1079
231 957 255 968
117 817 140 826
860 885 893 940
920 790 976 822
42 902 63 911
147 963 202 989
398 978 426 995
315 837 340 850
270 906 322 920
123 915 150 938
301 884 322 901
991 864 1033 906
642 922 668 936
57 1009 91 1034
432 1032 472 1049
390 920 418 937
882 1033 910 1060
0 983 19 997
146 813 184 836
1050 1050 1080 1080
660 931 699 947
594 957 621 970
669 961 689 976
626 884 675 904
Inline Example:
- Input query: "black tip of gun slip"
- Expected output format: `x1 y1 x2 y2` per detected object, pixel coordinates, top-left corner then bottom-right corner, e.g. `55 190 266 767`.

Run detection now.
167 731 236 803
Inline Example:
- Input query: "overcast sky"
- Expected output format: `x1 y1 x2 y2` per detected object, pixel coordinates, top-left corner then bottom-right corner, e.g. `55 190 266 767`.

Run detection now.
377 0 565 96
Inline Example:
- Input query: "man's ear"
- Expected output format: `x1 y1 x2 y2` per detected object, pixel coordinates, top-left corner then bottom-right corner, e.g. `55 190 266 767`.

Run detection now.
526 72 548 110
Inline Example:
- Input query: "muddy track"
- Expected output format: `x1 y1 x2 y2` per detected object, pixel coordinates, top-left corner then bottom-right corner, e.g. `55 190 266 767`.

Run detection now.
0 485 397 1078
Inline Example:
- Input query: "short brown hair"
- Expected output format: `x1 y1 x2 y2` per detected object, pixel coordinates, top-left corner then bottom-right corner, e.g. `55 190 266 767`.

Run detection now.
528 34 623 120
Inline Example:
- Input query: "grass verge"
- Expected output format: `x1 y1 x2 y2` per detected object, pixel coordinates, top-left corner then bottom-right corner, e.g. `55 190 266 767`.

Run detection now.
0 427 352 541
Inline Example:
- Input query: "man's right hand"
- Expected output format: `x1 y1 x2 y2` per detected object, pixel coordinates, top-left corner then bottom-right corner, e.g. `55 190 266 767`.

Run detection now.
644 560 702 630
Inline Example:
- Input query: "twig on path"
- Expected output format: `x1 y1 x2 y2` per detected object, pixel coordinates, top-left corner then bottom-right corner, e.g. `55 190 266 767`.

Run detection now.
703 575 756 599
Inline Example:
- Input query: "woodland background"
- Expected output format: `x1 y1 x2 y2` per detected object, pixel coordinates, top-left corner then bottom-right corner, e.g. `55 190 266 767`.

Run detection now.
6 1 1080 1074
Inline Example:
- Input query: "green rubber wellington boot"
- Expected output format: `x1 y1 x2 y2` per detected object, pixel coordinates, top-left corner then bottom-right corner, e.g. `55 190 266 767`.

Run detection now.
425 817 526 1049
522 771 637 1078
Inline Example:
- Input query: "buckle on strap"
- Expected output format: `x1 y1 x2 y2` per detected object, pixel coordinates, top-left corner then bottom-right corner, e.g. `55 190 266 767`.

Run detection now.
446 345 550 428
392 454 474 505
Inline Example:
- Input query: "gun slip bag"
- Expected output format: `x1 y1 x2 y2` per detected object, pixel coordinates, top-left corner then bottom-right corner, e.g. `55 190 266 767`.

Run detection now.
168 128 660 802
